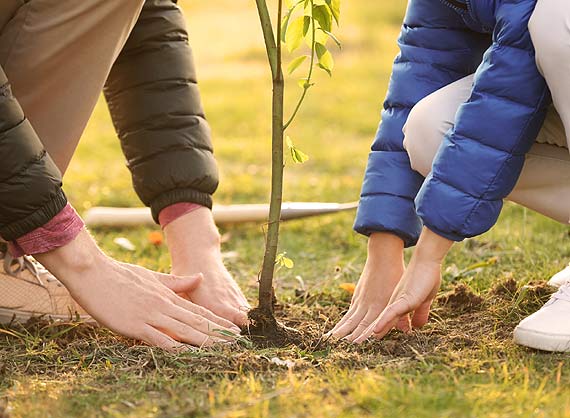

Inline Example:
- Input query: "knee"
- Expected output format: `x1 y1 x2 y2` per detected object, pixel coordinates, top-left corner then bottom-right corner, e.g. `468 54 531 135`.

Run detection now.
403 101 445 177
529 1 570 64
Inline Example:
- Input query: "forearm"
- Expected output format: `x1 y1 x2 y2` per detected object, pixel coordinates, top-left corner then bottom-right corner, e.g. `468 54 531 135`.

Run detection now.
104 0 218 222
161 205 251 326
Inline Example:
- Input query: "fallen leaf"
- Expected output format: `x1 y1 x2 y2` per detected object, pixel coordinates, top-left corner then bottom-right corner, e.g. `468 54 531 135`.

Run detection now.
148 231 163 246
339 283 356 294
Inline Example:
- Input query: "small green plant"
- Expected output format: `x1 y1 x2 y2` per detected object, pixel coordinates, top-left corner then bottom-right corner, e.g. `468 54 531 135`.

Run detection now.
249 0 341 344
276 252 295 269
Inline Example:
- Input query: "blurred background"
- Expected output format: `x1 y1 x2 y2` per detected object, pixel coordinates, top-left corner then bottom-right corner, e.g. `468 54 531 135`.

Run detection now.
67 0 407 209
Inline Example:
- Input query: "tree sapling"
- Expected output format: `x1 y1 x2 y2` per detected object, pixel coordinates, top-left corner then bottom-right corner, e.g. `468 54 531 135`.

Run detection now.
246 0 341 345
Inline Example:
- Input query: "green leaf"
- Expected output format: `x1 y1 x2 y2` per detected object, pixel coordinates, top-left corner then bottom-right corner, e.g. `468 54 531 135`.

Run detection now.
285 16 305 52
281 12 292 41
316 43 334 75
319 28 341 49
286 136 310 163
302 15 311 37
303 18 328 48
291 147 310 164
282 256 294 269
315 26 329 45
275 252 294 269
313 5 332 32
325 0 340 24
303 0 312 17
287 55 308 74
281 0 304 40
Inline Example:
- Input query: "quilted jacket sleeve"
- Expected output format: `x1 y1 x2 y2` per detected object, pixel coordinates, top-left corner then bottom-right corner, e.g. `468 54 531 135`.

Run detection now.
415 0 551 242
353 0 490 247
104 0 218 222
0 67 67 241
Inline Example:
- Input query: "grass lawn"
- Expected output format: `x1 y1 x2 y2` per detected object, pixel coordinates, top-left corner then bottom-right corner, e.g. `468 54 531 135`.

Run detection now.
2 1 570 417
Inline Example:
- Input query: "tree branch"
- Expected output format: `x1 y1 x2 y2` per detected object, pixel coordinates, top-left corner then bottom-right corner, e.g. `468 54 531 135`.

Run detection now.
255 0 278 78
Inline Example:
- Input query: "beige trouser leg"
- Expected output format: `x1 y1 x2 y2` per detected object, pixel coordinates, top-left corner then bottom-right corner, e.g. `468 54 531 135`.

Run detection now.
0 0 145 173
529 0 570 142
403 74 570 224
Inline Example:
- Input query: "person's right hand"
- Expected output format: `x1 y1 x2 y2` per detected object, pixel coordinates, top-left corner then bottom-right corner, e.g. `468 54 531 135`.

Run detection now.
35 229 241 352
328 232 406 341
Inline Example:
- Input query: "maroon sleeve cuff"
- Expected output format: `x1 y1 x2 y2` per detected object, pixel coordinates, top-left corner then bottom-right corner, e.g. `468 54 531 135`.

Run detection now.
158 202 203 228
8 203 84 257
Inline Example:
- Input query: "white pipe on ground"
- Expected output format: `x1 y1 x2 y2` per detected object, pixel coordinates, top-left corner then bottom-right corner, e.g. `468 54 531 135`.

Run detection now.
84 202 358 227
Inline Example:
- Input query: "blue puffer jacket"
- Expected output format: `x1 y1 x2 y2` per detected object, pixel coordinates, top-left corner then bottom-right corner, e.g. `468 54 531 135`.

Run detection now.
354 0 551 247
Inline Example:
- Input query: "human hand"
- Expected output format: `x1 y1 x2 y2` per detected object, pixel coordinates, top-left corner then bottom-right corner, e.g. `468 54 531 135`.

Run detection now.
328 232 406 341
164 208 251 327
352 228 453 344
36 230 241 351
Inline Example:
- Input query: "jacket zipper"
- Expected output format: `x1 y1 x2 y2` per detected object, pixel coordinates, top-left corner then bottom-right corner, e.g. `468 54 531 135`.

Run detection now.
446 0 468 10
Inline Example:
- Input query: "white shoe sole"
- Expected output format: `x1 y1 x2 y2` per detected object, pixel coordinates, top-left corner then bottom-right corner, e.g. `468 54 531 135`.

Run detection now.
514 326 570 352
0 307 95 325
548 266 570 288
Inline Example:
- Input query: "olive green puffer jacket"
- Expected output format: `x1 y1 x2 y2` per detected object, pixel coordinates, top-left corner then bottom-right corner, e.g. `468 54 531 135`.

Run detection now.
105 0 218 222
0 68 67 241
0 0 218 241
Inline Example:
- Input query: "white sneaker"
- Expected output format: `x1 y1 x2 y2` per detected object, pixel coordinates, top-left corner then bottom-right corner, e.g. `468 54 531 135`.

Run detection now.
548 264 570 288
513 283 570 352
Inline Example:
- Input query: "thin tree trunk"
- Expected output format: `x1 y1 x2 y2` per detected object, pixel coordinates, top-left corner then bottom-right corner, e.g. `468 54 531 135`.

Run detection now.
258 78 284 314
255 0 284 315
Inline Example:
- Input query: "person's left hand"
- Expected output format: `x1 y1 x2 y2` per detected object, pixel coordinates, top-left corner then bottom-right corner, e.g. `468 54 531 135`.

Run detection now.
173 255 251 327
164 208 251 327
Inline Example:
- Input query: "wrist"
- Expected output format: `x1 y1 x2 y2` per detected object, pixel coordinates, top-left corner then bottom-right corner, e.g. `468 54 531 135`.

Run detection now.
366 232 405 268
164 207 222 268
413 227 453 265
34 229 105 283
165 208 221 248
